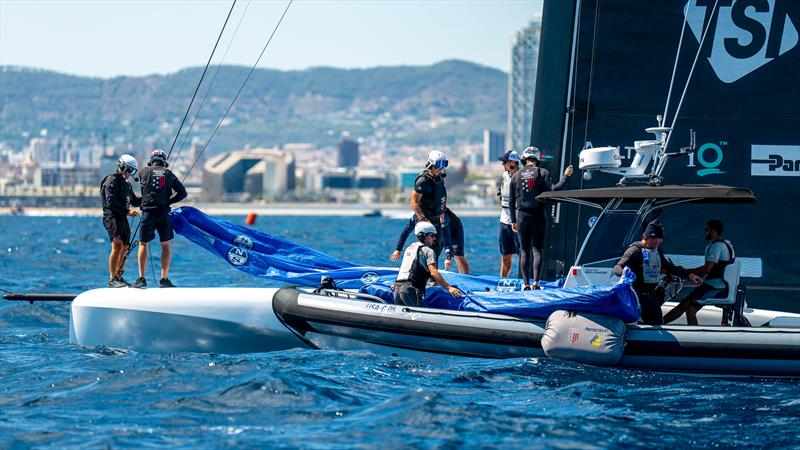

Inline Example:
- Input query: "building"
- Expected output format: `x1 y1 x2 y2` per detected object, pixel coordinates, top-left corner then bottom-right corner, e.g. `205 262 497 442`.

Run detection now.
508 15 542 153
337 134 359 168
482 129 506 164
202 148 295 201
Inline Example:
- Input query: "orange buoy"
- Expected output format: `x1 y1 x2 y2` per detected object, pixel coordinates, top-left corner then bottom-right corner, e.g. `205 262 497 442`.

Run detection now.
245 212 257 225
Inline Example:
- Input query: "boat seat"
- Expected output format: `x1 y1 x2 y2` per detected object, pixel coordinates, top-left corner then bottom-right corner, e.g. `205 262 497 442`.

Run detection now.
696 258 741 307
693 259 749 326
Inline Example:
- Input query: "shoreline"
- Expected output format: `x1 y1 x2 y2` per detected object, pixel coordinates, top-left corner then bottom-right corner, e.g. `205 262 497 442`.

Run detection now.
0 202 501 218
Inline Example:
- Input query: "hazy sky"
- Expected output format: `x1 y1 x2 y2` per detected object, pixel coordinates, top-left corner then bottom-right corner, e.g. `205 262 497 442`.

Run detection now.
0 0 542 78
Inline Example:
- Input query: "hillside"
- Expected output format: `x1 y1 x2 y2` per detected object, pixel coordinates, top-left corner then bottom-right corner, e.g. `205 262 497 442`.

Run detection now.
0 60 507 152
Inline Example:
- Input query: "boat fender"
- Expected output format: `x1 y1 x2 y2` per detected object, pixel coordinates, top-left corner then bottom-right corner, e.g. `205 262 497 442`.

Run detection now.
541 310 627 366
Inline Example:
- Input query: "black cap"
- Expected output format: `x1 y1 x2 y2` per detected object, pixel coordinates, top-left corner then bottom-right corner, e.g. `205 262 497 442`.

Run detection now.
498 150 520 163
644 222 664 238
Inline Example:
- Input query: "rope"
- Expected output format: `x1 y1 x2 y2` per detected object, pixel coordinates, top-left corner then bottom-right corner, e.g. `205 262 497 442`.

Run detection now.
664 0 719 153
166 0 238 160
662 5 689 126
582 0 601 146
172 0 253 166
182 0 294 183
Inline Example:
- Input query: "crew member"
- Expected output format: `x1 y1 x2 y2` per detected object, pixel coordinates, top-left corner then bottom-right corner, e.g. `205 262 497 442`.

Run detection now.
441 207 470 274
613 222 701 324
410 150 448 258
394 222 462 307
497 150 520 277
133 149 187 288
390 208 471 273
509 146 573 289
663 220 734 325
101 154 140 288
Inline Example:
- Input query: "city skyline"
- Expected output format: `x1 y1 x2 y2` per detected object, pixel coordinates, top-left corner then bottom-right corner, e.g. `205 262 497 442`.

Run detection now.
1 0 543 78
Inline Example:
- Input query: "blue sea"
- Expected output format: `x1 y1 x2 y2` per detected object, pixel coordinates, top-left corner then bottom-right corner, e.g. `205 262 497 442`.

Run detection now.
1 214 798 449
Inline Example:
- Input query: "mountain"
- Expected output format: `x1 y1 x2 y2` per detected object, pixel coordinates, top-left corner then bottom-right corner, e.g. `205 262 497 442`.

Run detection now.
0 60 507 152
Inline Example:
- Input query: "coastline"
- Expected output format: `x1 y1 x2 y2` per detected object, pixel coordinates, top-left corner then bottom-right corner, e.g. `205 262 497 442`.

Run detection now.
0 202 501 218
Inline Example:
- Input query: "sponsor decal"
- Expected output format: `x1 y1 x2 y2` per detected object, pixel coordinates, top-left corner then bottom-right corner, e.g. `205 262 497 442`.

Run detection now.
233 234 254 249
693 142 725 176
588 216 598 228
227 247 248 266
568 328 581 344
360 272 381 285
590 334 602 347
496 278 519 293
751 145 800 176
686 0 799 83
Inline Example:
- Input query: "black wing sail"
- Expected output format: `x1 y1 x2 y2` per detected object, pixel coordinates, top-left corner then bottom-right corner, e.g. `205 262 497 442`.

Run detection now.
532 0 800 311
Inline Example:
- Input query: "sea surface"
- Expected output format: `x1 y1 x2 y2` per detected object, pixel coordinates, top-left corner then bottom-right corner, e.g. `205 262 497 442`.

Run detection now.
1 214 798 449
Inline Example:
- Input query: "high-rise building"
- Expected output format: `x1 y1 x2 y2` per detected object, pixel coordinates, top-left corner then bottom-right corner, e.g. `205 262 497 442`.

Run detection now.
508 15 542 153
482 129 506 164
337 133 359 168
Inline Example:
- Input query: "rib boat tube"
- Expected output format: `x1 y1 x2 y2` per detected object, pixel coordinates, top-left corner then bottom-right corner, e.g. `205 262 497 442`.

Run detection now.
270 288 800 376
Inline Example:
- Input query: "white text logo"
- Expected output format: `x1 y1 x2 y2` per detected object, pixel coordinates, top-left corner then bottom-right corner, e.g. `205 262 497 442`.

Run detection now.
751 145 800 176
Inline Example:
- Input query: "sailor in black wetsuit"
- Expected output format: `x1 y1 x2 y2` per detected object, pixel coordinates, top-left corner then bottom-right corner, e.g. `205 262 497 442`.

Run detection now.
663 219 734 325
132 149 187 289
100 154 141 288
393 222 462 307
410 150 448 259
508 146 573 290
613 222 701 325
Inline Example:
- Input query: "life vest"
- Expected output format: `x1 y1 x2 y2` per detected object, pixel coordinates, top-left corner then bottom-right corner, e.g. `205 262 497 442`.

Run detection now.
140 165 173 209
500 171 512 208
414 171 446 219
396 242 432 292
630 242 662 284
514 166 547 209
100 172 132 214
707 239 735 281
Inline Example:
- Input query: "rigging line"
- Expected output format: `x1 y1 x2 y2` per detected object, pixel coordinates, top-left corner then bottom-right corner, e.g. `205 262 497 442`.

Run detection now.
664 0 719 153
662 4 689 127
166 0 238 160
172 0 253 167
182 0 293 183
569 1 585 264
581 0 601 146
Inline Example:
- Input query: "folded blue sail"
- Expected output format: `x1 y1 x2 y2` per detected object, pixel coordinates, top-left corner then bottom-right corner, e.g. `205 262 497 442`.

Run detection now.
171 207 640 322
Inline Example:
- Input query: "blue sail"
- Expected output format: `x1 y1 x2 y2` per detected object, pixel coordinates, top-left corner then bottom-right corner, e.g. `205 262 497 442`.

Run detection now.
171 207 640 322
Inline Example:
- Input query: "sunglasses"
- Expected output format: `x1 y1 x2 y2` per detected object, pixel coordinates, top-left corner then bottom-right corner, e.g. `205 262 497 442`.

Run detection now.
432 160 448 169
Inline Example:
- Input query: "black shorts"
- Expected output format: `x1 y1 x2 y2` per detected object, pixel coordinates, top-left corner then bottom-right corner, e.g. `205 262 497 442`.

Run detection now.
499 222 520 255
103 214 131 245
140 210 174 243
446 214 465 257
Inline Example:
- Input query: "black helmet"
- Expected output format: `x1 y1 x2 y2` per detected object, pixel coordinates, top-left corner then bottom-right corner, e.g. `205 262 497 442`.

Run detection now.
150 149 168 166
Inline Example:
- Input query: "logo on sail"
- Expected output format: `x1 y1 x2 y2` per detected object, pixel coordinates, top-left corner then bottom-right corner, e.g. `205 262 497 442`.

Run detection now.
360 272 381 285
751 145 800 176
686 0 799 83
233 234 254 249
227 247 248 266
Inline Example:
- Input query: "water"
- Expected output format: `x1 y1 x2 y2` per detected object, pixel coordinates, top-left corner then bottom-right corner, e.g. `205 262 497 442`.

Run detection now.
1 214 798 449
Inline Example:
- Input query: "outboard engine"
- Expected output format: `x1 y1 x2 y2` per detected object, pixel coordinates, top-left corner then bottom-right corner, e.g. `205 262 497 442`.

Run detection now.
541 310 627 366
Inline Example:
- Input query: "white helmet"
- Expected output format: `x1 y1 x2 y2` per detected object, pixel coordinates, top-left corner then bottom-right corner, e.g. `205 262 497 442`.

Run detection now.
521 146 541 162
426 150 449 170
414 221 437 240
118 154 138 176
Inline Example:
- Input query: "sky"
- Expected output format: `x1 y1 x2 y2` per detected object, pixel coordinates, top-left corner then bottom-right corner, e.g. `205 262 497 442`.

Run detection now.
0 0 543 78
